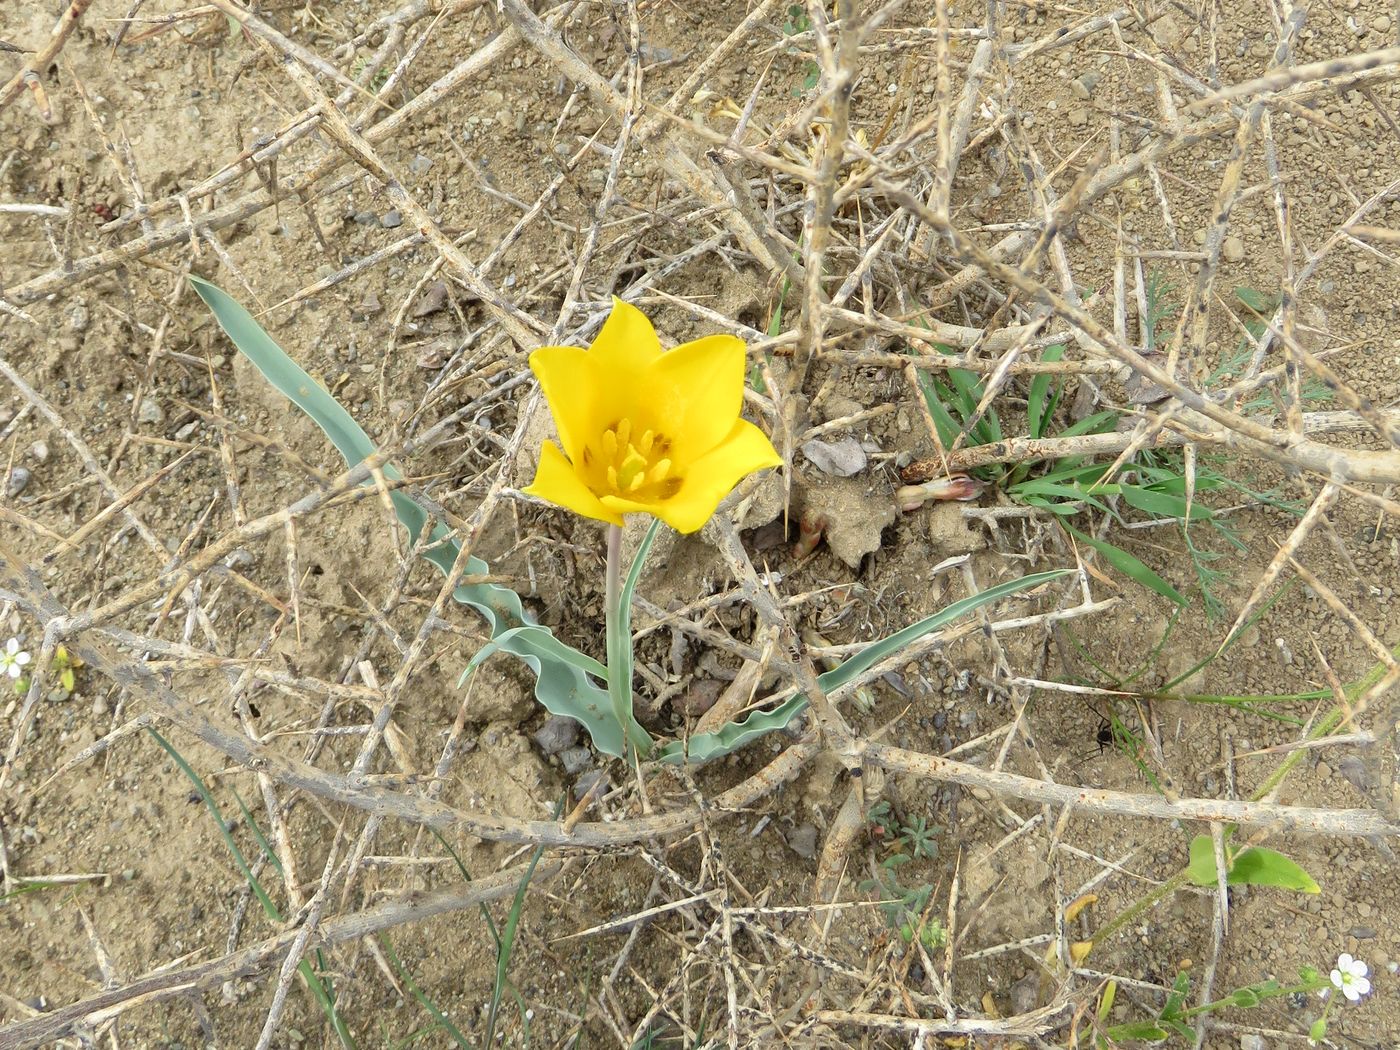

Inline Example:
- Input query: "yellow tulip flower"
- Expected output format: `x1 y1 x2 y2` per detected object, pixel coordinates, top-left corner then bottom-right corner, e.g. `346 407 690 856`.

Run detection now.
524 298 782 534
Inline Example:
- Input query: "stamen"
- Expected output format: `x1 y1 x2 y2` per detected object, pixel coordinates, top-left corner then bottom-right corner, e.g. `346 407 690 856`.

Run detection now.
606 465 619 491
638 429 654 454
648 459 672 485
602 428 618 459
616 418 632 447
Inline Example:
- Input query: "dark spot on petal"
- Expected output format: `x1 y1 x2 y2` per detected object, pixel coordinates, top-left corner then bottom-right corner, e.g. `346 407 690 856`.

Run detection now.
659 478 683 498
582 447 592 465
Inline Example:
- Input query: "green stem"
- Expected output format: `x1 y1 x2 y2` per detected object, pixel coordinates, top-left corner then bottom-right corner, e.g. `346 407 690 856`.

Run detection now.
604 524 646 757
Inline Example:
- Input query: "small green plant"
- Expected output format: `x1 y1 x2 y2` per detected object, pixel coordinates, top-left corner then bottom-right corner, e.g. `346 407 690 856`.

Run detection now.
862 802 944 949
780 5 820 93
1097 955 1368 1046
912 280 1327 617
859 855 945 951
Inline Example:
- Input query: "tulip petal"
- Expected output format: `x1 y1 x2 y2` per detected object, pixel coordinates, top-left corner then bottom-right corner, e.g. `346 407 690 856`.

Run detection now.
588 297 663 374
524 442 624 527
651 334 748 459
650 419 782 534
528 345 604 466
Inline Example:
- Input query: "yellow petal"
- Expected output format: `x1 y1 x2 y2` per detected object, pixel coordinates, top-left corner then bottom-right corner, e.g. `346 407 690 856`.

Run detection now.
523 442 624 527
528 345 602 465
588 296 663 374
650 419 781 534
650 333 747 461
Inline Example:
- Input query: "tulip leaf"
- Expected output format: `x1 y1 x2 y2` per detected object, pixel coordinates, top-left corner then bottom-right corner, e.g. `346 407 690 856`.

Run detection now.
1185 835 1320 893
659 569 1070 763
189 276 637 757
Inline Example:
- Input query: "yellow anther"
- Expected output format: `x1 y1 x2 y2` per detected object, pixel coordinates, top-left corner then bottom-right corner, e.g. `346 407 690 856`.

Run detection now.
616 417 632 447
639 429 654 455
648 459 672 485
602 428 618 459
606 465 619 491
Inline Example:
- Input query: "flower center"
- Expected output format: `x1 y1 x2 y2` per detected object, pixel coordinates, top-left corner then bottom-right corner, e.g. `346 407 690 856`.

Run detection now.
587 418 682 500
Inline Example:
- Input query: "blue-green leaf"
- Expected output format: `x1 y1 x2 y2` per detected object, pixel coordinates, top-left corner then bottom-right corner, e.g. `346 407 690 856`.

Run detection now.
189 276 637 757
660 569 1069 762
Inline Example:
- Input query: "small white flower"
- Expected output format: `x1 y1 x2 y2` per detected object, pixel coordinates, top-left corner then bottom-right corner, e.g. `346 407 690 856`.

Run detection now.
1330 953 1372 1002
0 637 31 680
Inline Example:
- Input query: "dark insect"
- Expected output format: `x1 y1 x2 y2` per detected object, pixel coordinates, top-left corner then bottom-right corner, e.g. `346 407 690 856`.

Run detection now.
1095 717 1113 756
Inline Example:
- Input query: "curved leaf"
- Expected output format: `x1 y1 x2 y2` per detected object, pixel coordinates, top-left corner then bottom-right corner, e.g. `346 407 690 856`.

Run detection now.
660 569 1070 763
189 276 637 757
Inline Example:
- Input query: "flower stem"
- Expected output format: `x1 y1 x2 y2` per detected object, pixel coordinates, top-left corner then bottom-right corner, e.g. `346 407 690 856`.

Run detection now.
604 523 642 757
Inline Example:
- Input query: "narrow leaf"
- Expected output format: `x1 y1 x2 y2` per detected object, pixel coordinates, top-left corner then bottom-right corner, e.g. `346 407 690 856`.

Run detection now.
1065 523 1187 607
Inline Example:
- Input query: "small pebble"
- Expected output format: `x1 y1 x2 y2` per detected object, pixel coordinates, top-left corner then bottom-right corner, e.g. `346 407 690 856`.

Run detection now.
786 822 818 859
1223 236 1246 262
121 868 136 881
381 209 403 229
137 397 164 424
573 769 608 800
23 442 44 467
6 466 31 497
533 715 581 755
559 746 592 775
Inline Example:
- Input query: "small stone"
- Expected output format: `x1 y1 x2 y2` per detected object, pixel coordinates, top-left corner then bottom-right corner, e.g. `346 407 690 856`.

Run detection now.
573 769 608 800
121 868 136 881
351 210 377 225
1071 72 1101 99
559 746 592 775
533 715 581 755
1067 107 1089 128
5 466 31 497
91 696 108 717
411 281 450 317
27 441 48 464
1010 971 1040 1014
801 436 867 477
1335 754 1375 793
68 304 90 331
380 209 403 229
1351 926 1377 939
1238 1035 1266 1050
786 822 818 859
137 397 164 424
1373 15 1392 32
408 154 433 175
1315 760 1332 780
1223 236 1246 262
351 292 382 320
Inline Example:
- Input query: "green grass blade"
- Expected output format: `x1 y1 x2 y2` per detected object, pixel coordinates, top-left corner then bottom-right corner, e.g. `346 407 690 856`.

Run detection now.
150 729 356 1048
1064 523 1186 607
1027 344 1065 439
380 935 474 1048
484 829 551 1046
189 276 632 758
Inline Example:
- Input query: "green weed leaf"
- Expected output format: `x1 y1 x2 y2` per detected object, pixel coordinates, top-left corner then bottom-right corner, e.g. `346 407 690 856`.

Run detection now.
1186 835 1320 893
1064 523 1187 607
